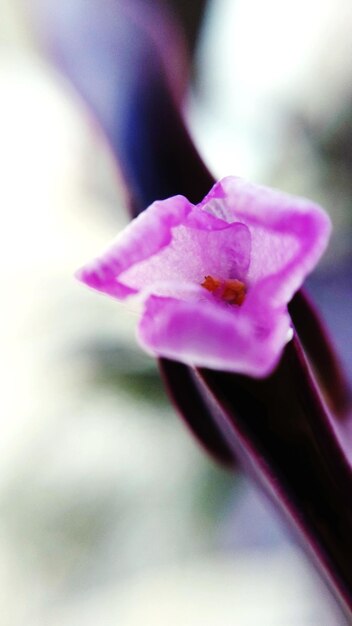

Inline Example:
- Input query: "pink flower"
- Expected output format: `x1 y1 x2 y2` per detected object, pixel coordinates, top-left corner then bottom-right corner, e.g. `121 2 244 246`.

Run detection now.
76 176 331 377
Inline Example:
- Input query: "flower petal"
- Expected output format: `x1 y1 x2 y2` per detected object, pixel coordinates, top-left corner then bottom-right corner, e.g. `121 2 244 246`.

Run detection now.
138 295 291 377
76 194 192 298
120 221 251 296
202 177 332 306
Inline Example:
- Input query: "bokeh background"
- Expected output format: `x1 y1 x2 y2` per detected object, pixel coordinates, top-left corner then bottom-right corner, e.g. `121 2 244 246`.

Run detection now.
1 0 351 624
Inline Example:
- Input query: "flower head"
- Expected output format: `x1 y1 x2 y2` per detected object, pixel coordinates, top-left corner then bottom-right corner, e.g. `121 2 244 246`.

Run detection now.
76 177 331 377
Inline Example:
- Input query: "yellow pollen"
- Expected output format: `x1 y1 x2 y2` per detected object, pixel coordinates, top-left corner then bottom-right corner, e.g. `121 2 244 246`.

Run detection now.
201 275 246 306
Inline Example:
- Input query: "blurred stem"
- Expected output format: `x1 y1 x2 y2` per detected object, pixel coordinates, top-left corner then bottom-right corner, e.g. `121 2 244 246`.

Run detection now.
165 0 209 55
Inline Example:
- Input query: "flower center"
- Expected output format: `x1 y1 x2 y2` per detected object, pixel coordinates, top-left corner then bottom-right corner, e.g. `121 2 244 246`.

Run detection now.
201 275 246 306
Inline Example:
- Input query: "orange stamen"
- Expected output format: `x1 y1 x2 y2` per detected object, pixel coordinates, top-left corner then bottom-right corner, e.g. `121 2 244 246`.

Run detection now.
201 275 246 306
222 279 246 305
201 275 221 293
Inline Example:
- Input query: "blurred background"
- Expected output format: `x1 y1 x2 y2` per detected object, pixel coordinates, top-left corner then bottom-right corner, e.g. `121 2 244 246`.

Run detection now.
0 0 351 623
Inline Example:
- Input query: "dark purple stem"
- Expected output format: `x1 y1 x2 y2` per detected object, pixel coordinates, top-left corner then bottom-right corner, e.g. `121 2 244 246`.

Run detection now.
197 337 352 617
159 359 235 468
289 290 351 417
